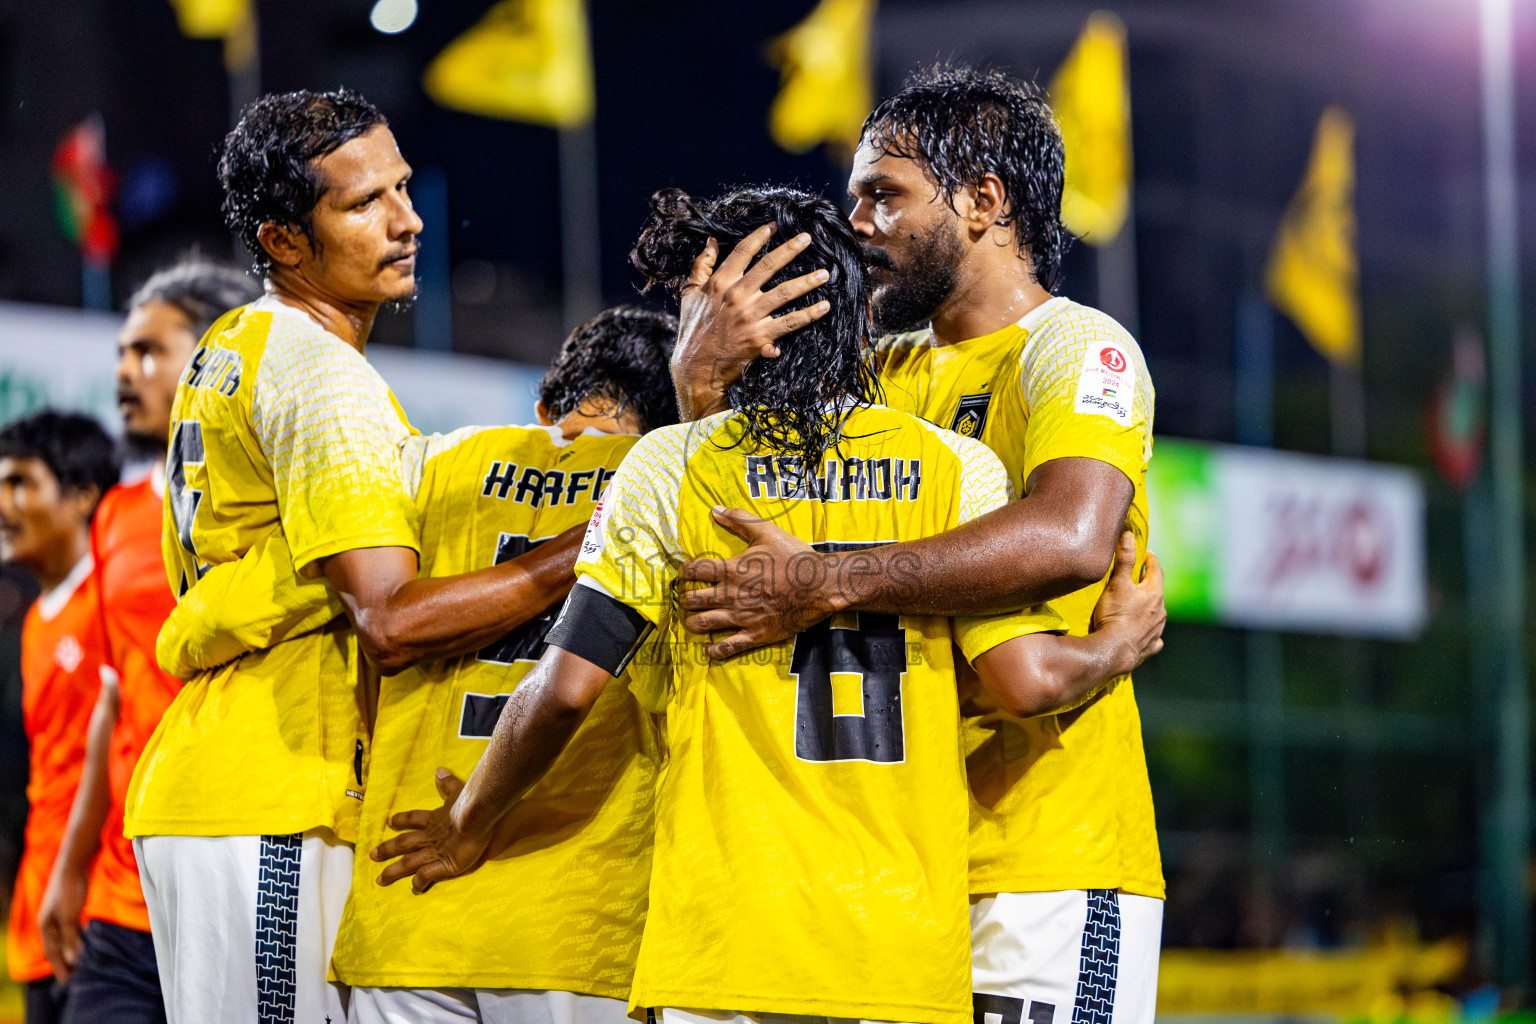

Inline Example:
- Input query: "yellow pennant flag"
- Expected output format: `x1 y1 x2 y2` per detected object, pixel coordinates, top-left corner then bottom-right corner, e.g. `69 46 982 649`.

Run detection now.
424 0 595 128
1266 106 1360 366
767 0 876 157
1049 12 1131 246
167 0 247 38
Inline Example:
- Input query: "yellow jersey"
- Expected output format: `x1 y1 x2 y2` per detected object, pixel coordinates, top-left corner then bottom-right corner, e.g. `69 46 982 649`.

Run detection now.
126 295 419 841
331 425 661 996
573 406 1026 1024
880 295 1164 899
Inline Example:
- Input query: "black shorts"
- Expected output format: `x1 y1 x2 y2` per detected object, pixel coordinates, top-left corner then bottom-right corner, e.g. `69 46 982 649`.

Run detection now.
59 919 165 1024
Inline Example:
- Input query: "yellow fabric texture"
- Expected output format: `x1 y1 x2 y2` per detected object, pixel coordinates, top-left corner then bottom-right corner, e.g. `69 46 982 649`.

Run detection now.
766 0 876 155
423 0 595 127
1049 11 1132 245
1266 105 1360 366
880 296 1165 899
575 407 1007 1024
331 425 661 995
155 526 343 679
127 300 419 842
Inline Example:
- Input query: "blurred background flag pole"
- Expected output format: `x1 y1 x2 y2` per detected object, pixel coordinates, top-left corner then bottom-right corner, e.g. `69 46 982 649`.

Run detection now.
766 0 876 163
425 0 599 332
1477 0 1527 990
1049 11 1136 337
165 0 258 127
1264 105 1363 456
51 115 117 311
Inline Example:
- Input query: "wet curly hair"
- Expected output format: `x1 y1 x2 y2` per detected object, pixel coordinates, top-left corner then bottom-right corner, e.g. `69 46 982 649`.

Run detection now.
539 305 680 434
630 185 879 471
217 88 388 274
861 64 1069 292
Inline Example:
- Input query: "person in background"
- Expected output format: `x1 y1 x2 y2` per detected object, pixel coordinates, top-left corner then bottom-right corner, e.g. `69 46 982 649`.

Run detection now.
37 258 259 1024
0 411 120 1024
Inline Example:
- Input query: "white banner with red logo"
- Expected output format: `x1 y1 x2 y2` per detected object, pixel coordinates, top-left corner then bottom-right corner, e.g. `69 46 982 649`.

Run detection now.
1147 439 1427 638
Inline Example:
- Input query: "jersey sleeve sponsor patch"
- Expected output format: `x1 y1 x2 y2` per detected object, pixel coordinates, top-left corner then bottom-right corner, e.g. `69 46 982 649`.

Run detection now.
1072 337 1134 425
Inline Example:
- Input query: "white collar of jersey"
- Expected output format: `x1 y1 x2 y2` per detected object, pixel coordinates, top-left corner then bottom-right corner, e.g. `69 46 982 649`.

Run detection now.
1015 294 1071 333
250 292 329 333
37 552 93 622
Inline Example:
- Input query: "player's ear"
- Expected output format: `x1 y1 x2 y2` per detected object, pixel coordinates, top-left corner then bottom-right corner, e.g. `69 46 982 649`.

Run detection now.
257 221 309 269
535 400 555 427
971 173 1010 235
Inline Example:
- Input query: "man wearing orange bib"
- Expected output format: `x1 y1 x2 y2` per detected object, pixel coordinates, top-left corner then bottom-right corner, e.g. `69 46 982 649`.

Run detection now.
0 412 120 1024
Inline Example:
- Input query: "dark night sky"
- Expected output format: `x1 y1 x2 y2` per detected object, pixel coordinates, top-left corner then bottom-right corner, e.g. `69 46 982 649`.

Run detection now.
1 0 1534 449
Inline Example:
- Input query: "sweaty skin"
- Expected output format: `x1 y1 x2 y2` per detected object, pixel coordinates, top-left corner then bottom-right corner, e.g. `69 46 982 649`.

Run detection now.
672 144 1135 658
250 123 578 674
367 530 1164 894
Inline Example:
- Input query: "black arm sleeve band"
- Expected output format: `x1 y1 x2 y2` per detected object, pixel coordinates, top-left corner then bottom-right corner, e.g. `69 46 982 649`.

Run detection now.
545 583 654 677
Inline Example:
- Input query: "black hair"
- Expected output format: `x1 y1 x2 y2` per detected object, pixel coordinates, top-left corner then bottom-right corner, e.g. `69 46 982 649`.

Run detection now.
0 411 121 516
539 306 680 434
218 88 388 274
630 186 878 470
861 64 1069 292
128 255 263 338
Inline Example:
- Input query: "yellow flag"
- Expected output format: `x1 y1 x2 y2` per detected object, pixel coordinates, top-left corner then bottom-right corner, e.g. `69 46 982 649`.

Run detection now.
767 0 876 157
1049 12 1131 245
1266 106 1360 366
167 0 247 38
424 0 595 128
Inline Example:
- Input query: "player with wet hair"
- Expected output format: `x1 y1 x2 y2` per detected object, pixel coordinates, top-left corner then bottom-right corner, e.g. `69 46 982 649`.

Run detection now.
122 89 579 1023
152 303 680 1024
676 64 1166 1024
372 185 1164 1024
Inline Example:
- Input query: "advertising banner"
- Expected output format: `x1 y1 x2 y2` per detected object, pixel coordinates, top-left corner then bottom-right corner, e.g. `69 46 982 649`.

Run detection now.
1147 438 1427 639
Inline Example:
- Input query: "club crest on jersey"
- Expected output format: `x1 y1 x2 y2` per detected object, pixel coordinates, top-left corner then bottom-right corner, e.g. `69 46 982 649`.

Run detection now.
949 393 993 438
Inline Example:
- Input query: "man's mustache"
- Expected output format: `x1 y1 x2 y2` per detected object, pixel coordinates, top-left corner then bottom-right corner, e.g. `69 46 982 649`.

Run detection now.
861 243 895 273
379 241 420 271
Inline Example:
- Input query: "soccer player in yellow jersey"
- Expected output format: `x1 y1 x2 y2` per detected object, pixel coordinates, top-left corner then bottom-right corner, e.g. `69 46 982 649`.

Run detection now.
155 307 680 1024
126 90 578 1024
374 187 1165 1024
676 67 1165 1024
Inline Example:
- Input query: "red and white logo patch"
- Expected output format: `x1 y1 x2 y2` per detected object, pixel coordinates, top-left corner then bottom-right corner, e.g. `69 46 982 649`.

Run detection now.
1074 338 1134 426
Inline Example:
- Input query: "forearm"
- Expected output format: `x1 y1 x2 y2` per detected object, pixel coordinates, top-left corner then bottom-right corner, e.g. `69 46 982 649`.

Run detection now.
823 502 1109 618
973 627 1138 719
53 683 117 879
347 527 581 673
452 649 602 839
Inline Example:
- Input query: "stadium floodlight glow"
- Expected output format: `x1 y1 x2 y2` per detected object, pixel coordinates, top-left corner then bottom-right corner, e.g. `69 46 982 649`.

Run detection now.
370 0 417 34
